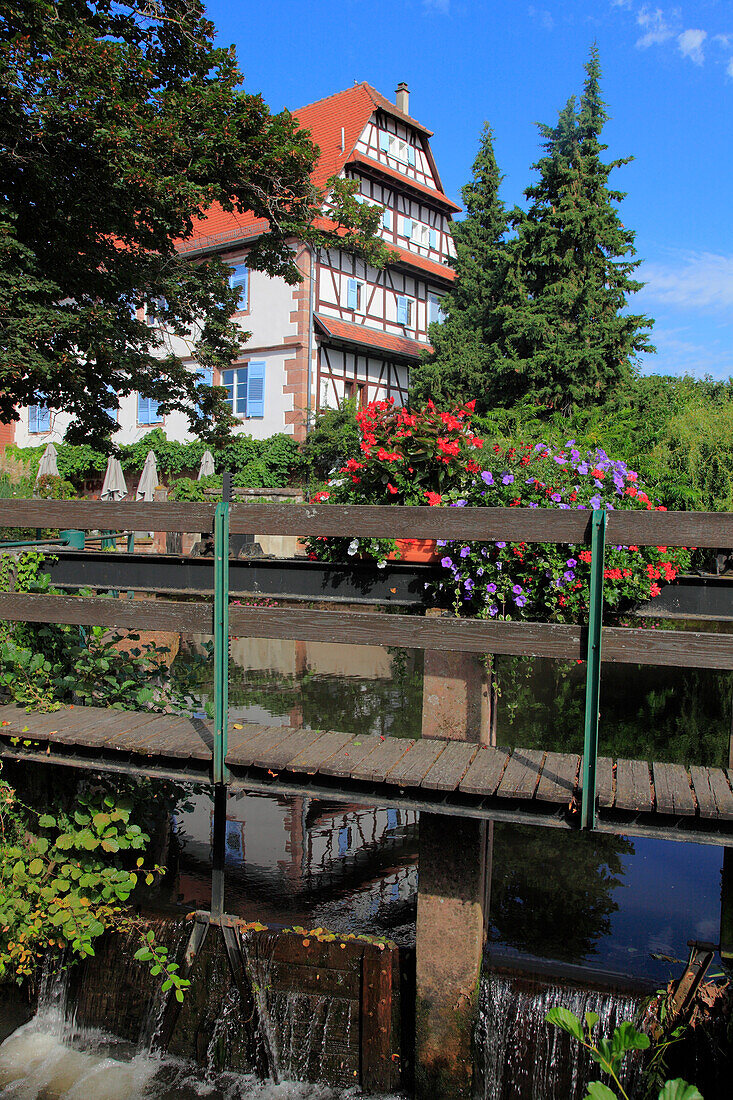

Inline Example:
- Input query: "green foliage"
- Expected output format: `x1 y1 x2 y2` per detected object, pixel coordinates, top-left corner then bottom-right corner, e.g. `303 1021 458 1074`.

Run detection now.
546 1007 701 1100
169 476 207 503
0 551 195 713
133 929 189 1004
0 1 388 449
233 460 275 488
300 399 361 481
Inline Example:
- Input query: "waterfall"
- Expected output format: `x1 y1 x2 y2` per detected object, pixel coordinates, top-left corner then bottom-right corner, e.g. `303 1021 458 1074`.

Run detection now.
476 971 645 1100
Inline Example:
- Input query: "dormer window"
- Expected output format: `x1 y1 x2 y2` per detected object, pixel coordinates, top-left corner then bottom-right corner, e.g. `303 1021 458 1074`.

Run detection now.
379 131 416 167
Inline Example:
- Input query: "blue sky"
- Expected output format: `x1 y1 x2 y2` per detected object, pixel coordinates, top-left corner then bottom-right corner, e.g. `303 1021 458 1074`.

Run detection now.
206 0 733 381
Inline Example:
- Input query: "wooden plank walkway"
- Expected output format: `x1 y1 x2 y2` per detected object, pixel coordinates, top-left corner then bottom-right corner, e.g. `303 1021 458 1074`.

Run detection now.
2 704 733 844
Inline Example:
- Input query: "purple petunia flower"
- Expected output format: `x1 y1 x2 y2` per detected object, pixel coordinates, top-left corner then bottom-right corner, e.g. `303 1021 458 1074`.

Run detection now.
496 541 506 549
460 546 470 558
512 584 523 595
501 473 514 485
464 578 474 593
550 493 562 502
481 471 494 486
564 570 575 581
486 583 497 594
567 558 577 567
489 605 498 617
515 595 527 607
590 494 602 509
577 464 589 475
441 556 453 568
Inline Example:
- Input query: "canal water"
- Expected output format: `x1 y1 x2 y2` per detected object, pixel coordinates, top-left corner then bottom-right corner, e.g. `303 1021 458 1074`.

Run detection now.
0 635 730 1096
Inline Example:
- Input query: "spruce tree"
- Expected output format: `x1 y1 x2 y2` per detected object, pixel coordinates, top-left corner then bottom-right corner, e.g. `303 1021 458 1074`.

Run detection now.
500 46 653 412
409 124 513 410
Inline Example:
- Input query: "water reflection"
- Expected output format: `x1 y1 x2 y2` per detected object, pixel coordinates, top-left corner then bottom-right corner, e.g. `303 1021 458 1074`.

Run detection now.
172 791 418 945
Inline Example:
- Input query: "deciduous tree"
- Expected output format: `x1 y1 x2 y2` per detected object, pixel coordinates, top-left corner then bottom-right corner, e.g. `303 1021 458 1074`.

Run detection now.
0 0 387 446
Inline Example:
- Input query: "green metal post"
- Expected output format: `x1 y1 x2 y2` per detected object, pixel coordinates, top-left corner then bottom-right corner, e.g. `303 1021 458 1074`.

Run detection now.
581 508 607 830
60 529 85 550
213 502 230 784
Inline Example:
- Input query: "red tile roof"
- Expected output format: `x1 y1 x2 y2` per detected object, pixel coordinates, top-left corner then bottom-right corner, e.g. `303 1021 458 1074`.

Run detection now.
392 244 456 282
179 83 457 253
347 152 461 213
314 314 431 360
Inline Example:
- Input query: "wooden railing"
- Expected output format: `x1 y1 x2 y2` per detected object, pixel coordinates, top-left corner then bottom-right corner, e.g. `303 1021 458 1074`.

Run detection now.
0 500 731 825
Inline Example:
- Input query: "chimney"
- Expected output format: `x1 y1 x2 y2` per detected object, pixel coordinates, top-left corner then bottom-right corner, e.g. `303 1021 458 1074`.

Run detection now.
395 82 409 116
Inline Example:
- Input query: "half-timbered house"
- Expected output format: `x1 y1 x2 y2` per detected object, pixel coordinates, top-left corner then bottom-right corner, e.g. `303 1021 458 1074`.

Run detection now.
12 82 459 448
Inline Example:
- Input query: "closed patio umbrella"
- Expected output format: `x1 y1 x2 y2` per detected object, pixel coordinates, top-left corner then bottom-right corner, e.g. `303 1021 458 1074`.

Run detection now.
100 456 127 501
35 443 59 482
136 450 159 502
198 450 215 480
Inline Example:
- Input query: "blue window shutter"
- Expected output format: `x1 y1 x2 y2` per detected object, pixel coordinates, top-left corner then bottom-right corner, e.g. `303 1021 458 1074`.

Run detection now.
137 395 160 424
401 218 411 238
38 407 50 431
379 131 389 152
429 229 437 249
397 297 408 325
246 361 266 418
347 279 358 310
230 264 248 308
198 367 214 388
382 210 392 230
28 406 38 433
407 145 415 167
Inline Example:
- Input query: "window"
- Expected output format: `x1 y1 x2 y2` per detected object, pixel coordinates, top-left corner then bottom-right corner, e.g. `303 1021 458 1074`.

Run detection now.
407 144 416 167
412 223 430 247
428 293 446 325
429 228 438 250
382 209 393 231
347 379 368 408
222 361 266 419
229 264 249 310
28 405 51 433
397 296 413 327
137 395 162 425
379 131 390 153
346 279 363 311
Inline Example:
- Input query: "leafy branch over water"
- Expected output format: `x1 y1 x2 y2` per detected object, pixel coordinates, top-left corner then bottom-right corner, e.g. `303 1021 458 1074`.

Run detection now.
546 1007 702 1100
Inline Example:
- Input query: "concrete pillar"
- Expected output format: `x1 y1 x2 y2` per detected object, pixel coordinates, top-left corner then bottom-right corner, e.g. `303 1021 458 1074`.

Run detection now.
421 649 492 743
415 813 491 1099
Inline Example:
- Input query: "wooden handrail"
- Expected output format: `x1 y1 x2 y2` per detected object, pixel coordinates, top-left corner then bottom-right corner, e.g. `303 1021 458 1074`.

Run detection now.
0 499 728 547
1 593 732 670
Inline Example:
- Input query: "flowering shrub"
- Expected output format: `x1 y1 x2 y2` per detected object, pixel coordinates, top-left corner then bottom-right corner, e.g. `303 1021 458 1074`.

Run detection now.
434 441 690 623
305 398 483 563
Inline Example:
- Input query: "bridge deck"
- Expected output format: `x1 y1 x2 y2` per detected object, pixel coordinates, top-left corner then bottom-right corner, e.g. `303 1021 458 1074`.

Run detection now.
2 703 732 845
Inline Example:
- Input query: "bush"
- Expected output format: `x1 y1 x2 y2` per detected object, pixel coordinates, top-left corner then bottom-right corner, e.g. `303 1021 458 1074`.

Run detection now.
233 460 273 488
300 399 361 480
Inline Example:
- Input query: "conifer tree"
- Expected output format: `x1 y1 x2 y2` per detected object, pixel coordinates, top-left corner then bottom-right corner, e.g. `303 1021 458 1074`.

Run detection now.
409 124 513 410
500 46 653 412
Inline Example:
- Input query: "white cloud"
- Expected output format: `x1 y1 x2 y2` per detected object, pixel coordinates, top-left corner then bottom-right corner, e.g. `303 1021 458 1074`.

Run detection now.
528 6 554 31
713 33 731 49
727 56 733 77
636 6 678 48
677 28 707 64
422 0 450 13
639 252 733 310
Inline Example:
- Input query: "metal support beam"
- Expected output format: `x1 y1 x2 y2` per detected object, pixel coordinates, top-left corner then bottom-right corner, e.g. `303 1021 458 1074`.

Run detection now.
213 502 230 784
581 508 607 830
211 782 228 918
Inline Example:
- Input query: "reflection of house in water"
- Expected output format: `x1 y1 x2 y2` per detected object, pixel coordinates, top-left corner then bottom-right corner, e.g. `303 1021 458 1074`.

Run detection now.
183 634 423 740
174 789 418 941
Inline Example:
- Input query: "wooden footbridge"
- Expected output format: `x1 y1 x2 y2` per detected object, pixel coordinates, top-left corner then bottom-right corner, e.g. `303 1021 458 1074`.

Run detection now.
1 499 733 845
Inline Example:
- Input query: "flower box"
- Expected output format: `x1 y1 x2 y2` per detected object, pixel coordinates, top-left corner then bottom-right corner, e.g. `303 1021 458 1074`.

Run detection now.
390 538 440 563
